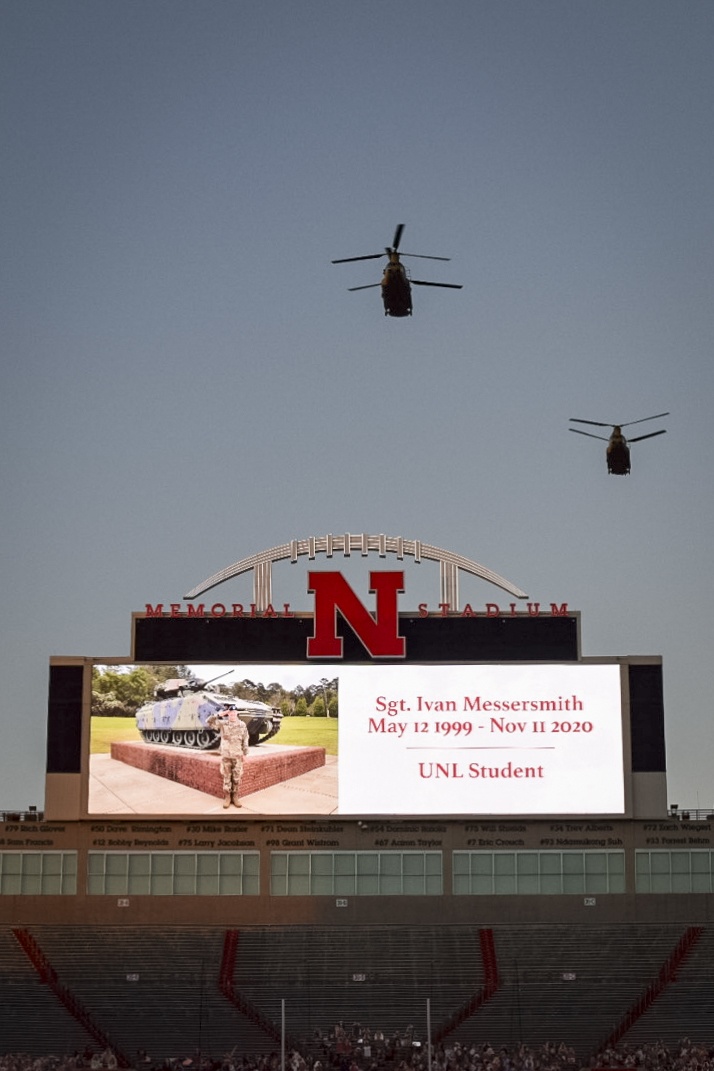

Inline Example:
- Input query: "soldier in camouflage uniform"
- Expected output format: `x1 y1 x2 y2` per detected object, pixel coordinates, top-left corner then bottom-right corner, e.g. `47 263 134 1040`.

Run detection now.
206 709 250 808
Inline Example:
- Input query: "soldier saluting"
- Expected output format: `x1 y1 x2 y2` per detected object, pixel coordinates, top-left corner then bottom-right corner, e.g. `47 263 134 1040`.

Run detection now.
206 708 250 808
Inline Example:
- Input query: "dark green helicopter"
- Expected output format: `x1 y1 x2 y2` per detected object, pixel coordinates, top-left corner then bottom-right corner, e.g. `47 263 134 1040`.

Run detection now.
569 412 669 474
332 224 462 317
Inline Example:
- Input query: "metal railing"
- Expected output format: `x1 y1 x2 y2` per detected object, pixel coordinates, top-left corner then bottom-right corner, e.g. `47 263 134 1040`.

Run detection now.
667 807 714 821
0 809 44 822
2 806 712 823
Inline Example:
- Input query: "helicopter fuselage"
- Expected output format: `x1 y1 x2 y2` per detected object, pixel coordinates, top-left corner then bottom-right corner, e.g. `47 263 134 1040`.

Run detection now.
332 225 461 316
381 257 412 317
606 431 631 475
569 413 668 476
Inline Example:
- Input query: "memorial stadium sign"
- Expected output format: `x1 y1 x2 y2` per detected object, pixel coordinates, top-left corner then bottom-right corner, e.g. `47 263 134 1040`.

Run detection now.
139 534 570 661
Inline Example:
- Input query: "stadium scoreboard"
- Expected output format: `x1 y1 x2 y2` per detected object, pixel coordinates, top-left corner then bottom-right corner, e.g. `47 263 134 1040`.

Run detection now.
44 536 667 822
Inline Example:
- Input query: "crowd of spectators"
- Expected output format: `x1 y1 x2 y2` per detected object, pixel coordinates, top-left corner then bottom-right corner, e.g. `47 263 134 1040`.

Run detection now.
585 1040 714 1071
1 1036 714 1071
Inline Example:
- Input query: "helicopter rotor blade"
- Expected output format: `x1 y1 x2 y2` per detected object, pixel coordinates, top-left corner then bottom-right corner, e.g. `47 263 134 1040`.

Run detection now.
569 418 613 428
411 281 463 289
347 283 382 291
401 253 451 261
332 253 384 264
392 224 404 251
570 412 670 430
569 428 611 442
627 429 667 443
620 412 670 428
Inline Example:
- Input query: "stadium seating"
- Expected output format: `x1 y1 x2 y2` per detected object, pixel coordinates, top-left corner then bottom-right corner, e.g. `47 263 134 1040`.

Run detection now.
2 924 713 1063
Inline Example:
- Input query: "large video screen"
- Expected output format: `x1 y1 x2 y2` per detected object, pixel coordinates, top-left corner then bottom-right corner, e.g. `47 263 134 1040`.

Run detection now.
87 662 625 817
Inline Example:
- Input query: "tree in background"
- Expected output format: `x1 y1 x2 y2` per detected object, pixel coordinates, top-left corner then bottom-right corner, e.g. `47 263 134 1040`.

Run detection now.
312 696 327 718
91 666 339 719
92 666 178 717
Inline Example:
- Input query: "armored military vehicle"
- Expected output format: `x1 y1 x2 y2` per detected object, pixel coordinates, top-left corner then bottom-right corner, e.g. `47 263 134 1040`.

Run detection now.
135 674 282 749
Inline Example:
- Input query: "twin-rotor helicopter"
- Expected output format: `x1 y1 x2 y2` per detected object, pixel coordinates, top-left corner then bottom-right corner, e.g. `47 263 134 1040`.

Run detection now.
569 413 669 475
332 223 462 317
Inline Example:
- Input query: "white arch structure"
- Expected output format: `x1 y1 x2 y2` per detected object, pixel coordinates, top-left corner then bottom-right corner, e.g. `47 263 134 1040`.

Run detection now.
184 534 528 612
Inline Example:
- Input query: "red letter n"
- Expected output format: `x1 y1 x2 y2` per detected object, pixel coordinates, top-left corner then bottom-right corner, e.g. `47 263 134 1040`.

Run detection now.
307 571 405 658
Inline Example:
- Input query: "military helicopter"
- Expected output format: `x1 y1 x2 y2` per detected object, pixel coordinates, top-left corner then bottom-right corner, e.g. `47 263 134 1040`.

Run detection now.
569 412 669 475
332 223 462 317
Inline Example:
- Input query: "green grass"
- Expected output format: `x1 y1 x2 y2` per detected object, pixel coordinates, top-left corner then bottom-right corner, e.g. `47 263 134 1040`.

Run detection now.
90 716 142 753
90 714 338 755
273 716 338 755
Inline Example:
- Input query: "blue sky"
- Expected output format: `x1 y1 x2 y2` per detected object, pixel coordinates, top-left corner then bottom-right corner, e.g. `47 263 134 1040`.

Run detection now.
2 1 713 809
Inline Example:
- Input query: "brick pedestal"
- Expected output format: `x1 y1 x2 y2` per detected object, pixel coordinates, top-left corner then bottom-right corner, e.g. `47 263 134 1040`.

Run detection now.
110 741 326 800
